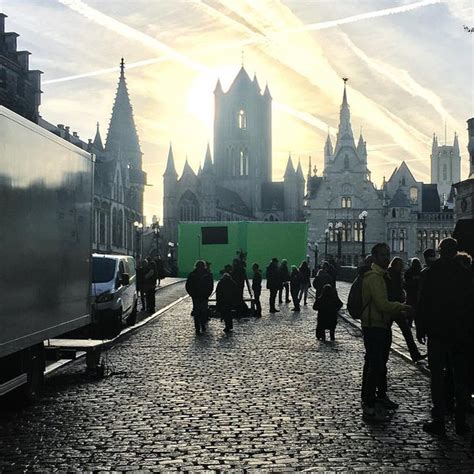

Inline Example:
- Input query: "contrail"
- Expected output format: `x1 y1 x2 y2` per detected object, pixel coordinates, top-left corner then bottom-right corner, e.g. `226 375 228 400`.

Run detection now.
279 0 443 34
57 0 206 73
43 57 168 84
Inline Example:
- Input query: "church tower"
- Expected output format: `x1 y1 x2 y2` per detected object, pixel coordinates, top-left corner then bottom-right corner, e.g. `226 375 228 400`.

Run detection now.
163 143 178 242
213 66 272 214
430 131 461 200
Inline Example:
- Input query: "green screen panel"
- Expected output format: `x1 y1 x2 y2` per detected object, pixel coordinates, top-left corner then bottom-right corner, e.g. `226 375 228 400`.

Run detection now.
178 221 308 279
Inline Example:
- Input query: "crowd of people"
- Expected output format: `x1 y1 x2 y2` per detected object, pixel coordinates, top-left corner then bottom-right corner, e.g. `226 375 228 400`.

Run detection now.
184 239 474 437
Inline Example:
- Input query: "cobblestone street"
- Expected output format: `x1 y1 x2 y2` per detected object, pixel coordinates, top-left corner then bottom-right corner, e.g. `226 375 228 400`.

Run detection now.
1 281 474 472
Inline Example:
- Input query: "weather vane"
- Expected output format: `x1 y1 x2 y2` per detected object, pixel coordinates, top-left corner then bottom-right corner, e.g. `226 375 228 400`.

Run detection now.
343 77 349 84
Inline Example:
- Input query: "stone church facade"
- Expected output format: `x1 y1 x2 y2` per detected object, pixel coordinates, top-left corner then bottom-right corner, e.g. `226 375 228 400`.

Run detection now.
163 66 305 245
306 82 457 266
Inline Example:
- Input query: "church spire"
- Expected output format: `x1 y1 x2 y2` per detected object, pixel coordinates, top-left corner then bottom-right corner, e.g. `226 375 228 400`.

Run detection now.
202 142 214 174
324 132 333 165
284 154 295 178
164 143 178 178
92 121 104 152
105 58 142 168
334 78 355 154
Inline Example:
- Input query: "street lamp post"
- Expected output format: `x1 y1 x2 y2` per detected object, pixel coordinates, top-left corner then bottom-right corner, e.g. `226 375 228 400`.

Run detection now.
359 210 368 259
151 219 160 258
133 221 143 260
335 222 343 261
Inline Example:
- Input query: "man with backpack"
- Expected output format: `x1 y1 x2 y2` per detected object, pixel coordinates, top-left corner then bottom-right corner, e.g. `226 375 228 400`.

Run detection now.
355 244 413 421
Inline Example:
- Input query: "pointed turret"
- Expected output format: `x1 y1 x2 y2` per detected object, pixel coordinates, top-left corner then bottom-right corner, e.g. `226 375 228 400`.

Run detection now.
334 78 355 154
467 118 474 178
181 158 196 178
296 160 304 181
92 122 104 152
432 133 438 153
214 79 223 95
263 83 272 100
453 132 460 155
163 143 178 178
105 58 142 168
252 73 261 93
202 142 214 174
357 131 367 163
284 154 296 178
307 156 312 179
228 66 253 93
324 132 333 166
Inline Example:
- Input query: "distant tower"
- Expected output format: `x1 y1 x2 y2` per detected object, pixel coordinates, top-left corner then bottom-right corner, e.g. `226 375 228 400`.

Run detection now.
430 130 461 198
200 143 217 220
468 118 474 178
213 66 272 214
163 143 178 241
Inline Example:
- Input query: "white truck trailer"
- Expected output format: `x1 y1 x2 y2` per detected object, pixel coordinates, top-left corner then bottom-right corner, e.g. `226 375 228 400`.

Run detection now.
0 106 94 400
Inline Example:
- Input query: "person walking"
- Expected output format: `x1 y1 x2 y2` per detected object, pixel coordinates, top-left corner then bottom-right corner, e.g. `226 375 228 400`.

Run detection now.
404 257 422 327
278 259 291 304
143 257 157 313
313 261 336 300
417 238 474 436
252 263 262 317
360 243 413 422
289 265 302 312
387 257 426 363
298 260 311 305
314 284 343 341
216 273 238 333
185 260 214 334
135 259 146 311
266 258 282 313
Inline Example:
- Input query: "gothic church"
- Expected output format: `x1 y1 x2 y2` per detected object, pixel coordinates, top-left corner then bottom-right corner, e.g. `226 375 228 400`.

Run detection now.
163 66 305 244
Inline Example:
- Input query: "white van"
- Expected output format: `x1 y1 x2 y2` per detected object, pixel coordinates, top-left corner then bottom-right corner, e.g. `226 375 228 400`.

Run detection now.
91 254 138 333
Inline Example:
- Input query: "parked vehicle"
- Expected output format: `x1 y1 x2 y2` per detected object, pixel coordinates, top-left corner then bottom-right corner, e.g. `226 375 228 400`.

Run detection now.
0 106 94 401
91 254 138 336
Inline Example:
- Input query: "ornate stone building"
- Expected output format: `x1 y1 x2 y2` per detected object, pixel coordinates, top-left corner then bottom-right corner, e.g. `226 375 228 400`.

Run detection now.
306 81 455 266
163 66 305 244
0 14 42 123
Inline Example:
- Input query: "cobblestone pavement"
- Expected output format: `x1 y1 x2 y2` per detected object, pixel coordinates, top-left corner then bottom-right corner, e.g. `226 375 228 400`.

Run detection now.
1 281 473 472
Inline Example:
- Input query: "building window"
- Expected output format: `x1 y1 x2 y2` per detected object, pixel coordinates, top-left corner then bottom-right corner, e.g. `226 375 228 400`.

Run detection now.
402 177 406 186
417 231 422 251
399 229 405 252
392 208 396 218
344 155 349 169
346 221 352 242
443 164 447 181
179 191 199 221
354 221 362 242
391 229 397 252
118 209 124 248
341 197 346 208
341 197 352 208
410 187 418 203
238 109 247 129
239 150 248 176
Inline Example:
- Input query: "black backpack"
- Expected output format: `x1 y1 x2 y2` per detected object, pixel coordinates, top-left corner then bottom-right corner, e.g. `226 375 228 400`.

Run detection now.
347 273 370 320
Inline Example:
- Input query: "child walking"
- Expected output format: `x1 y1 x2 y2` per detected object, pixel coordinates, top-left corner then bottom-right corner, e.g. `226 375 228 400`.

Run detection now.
314 284 343 341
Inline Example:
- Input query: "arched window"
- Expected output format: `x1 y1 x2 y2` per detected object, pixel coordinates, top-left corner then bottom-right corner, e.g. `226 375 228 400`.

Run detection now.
347 197 352 208
423 230 428 249
118 209 124 247
392 208 396 218
353 221 361 242
112 208 118 246
341 197 346 208
410 187 418 203
238 109 247 129
434 231 440 249
341 222 347 242
442 164 447 181
417 231 423 251
179 191 199 221
344 155 349 169
399 229 405 252
239 150 248 176
402 177 406 186
391 229 397 252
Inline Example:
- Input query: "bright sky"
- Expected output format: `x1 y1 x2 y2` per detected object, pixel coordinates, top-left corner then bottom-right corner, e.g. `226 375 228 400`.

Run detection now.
3 0 473 221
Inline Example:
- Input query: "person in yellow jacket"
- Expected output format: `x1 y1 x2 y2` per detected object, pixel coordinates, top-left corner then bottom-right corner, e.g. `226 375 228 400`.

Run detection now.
361 243 413 421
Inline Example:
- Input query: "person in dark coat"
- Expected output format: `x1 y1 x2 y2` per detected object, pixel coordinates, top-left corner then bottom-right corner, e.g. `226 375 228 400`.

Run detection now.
298 261 311 305
313 261 336 299
266 258 282 313
252 263 262 317
417 238 474 436
231 258 246 302
216 273 238 333
143 257 158 313
135 259 146 311
404 257 422 327
278 259 291 304
314 284 343 341
185 260 214 334
387 257 426 363
155 257 166 286
289 266 301 312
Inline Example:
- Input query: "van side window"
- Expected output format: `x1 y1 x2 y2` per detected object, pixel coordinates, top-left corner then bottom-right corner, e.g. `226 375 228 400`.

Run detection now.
118 260 125 277
127 258 136 276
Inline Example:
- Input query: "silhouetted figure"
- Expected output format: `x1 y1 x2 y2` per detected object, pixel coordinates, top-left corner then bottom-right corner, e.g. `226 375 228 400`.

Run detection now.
388 257 426 363
298 261 311 305
155 257 166 286
314 284 343 341
313 261 336 299
143 257 158 313
289 265 301 312
266 258 281 313
186 260 214 334
361 243 413 422
404 257 422 327
252 263 262 317
136 259 146 311
278 259 291 304
417 238 474 436
231 258 246 304
216 273 238 333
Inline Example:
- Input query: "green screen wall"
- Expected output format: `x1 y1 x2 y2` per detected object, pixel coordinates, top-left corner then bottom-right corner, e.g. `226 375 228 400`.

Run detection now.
178 221 308 278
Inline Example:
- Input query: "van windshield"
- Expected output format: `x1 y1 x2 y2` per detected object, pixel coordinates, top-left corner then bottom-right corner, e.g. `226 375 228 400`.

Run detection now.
92 258 116 283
